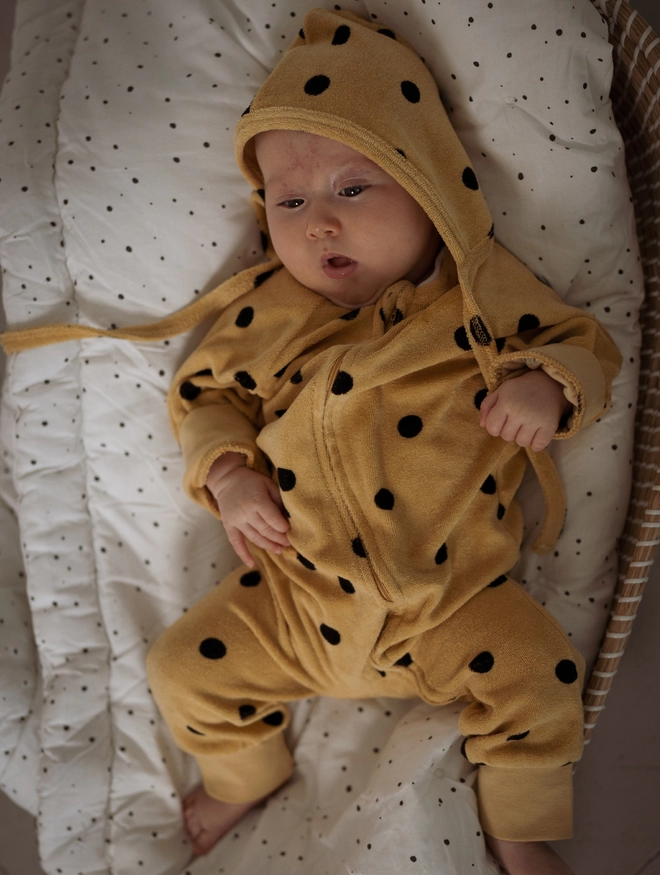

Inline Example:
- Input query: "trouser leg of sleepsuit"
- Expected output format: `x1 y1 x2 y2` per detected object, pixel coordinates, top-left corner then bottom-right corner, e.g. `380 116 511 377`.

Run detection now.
396 577 585 841
147 562 314 803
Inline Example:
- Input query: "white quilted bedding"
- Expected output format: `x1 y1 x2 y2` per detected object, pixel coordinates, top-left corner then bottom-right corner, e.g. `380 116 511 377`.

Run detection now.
0 0 643 873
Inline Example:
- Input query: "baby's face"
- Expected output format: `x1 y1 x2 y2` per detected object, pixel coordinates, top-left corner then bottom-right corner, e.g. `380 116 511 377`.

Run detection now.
255 130 441 308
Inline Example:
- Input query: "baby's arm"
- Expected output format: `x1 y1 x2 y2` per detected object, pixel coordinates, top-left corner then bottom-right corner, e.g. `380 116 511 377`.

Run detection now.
479 369 571 452
206 453 290 567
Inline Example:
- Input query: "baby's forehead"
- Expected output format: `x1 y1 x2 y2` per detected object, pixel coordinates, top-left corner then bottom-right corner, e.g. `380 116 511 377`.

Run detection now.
255 129 383 182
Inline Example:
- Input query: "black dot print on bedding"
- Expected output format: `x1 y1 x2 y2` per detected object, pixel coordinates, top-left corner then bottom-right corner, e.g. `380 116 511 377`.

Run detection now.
304 75 331 96
199 638 226 659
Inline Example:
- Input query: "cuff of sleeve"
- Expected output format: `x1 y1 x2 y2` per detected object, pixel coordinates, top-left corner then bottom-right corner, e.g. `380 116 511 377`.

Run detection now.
477 765 573 842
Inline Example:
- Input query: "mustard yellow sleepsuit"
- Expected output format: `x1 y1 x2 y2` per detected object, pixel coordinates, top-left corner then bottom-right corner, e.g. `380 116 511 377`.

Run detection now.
0 7 622 843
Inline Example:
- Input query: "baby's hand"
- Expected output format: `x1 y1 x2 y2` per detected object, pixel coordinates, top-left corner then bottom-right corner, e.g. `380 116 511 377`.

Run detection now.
479 369 571 452
206 454 290 567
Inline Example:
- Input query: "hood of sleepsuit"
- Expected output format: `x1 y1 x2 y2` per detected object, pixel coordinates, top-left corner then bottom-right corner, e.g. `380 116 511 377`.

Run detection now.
234 7 497 376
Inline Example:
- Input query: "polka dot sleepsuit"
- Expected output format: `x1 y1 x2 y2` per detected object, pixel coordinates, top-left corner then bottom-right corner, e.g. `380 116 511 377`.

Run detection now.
145 8 621 843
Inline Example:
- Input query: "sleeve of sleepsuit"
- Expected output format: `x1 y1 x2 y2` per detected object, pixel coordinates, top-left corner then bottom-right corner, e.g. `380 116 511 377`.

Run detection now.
473 242 623 437
167 317 268 519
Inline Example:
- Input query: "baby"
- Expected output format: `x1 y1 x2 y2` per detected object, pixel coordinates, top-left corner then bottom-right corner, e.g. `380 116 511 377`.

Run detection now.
140 9 621 874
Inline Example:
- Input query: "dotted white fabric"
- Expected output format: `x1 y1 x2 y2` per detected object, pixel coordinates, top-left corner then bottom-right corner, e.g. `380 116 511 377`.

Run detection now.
0 0 643 872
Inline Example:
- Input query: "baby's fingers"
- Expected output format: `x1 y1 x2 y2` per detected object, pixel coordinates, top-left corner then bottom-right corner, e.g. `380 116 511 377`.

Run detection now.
226 528 255 567
244 522 288 555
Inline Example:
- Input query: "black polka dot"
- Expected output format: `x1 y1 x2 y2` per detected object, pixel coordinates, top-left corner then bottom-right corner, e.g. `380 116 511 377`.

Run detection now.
338 576 355 594
331 371 354 394
277 468 296 491
454 326 471 351
234 371 256 390
401 81 421 103
304 75 331 96
555 659 578 684
462 167 479 190
395 652 413 667
254 268 275 287
187 725 205 735
469 651 494 673
239 704 256 719
488 574 507 587
332 24 351 44
481 475 496 494
517 314 541 332
497 503 505 519
290 369 303 384
235 306 254 327
506 730 530 741
435 543 448 565
179 381 201 401
199 638 226 660
474 388 488 410
263 710 284 726
273 364 288 378
397 415 423 437
470 315 492 346
320 624 341 645
374 488 394 510
240 570 262 587
352 537 367 558
378 28 396 39
297 553 316 571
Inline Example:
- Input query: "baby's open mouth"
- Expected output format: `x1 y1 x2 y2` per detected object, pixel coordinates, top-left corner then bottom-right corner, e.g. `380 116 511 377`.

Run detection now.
322 253 358 279
326 255 354 268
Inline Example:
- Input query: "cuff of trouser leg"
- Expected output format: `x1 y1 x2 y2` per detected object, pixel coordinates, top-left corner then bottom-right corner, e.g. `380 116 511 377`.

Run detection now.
477 765 573 841
196 732 295 804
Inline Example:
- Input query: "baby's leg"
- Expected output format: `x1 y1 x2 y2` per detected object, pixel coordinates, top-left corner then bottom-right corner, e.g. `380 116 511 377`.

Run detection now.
486 836 575 875
147 562 313 855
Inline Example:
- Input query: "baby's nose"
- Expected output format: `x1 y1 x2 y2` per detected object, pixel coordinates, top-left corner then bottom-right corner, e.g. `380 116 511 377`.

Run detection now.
307 206 340 238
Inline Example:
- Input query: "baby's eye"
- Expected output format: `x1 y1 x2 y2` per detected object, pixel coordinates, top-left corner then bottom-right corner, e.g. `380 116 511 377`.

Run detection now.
339 185 364 197
278 198 305 209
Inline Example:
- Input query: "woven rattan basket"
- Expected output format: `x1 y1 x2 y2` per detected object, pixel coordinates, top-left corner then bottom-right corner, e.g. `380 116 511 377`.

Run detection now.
583 0 660 743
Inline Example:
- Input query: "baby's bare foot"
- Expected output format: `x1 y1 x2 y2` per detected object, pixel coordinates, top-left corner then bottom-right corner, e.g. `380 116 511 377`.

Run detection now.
183 785 266 856
485 835 575 875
